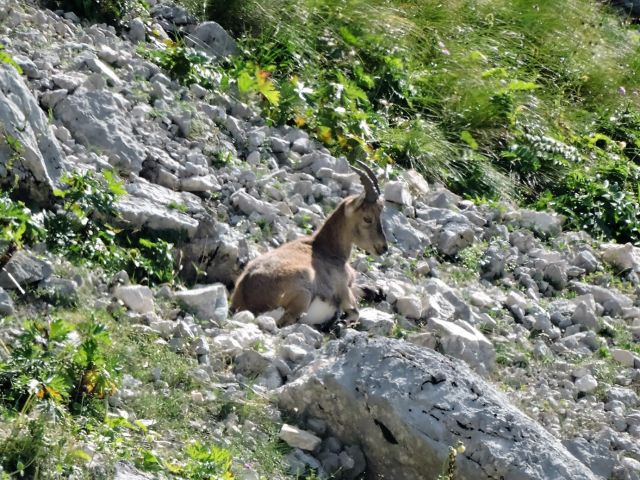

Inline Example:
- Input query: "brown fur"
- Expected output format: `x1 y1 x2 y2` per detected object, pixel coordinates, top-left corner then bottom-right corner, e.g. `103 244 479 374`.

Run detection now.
230 193 387 326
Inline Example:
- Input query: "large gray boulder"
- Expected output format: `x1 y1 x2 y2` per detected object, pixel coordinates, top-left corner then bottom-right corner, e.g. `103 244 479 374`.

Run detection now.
381 205 430 255
0 250 52 290
54 90 146 174
0 63 65 202
186 21 239 57
115 196 199 239
278 334 598 480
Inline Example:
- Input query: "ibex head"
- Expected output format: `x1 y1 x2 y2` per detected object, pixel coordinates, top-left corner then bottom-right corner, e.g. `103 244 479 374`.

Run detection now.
348 160 388 256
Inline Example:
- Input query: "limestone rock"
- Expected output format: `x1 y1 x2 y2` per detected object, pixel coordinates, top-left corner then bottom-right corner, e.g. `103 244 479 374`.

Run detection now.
128 18 146 42
279 424 322 451
564 437 617 480
116 195 199 238
572 302 599 331
54 90 146 173
384 181 412 206
174 284 228 322
411 318 495 376
437 223 474 256
601 243 640 273
0 250 52 289
0 64 65 201
358 308 394 336
186 21 239 57
611 349 637 368
278 334 597 480
575 374 598 393
395 296 422 320
400 169 429 197
381 205 429 255
516 209 563 237
114 285 155 314
114 461 155 480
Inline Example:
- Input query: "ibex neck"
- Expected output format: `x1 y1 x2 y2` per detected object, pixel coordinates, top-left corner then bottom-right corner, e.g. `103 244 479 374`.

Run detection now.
312 201 353 261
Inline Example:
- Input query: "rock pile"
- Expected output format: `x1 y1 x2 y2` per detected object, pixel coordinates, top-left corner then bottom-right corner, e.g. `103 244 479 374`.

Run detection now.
0 0 638 478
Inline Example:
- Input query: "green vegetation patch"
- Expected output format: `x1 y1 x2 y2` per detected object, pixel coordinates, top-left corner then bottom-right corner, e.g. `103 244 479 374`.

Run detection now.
143 0 640 245
0 307 294 479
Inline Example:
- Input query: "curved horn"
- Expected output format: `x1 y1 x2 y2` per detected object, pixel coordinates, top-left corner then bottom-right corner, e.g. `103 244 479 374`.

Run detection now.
352 165 378 203
355 159 380 195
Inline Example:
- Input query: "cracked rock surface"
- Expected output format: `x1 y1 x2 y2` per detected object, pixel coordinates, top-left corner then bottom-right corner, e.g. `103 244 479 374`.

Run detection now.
278 333 598 480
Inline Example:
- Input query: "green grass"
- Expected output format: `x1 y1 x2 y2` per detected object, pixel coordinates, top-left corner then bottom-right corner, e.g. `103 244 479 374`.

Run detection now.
147 0 640 245
0 306 294 479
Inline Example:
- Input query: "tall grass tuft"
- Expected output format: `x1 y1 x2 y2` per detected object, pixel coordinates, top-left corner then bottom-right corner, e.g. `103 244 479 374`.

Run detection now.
180 0 640 243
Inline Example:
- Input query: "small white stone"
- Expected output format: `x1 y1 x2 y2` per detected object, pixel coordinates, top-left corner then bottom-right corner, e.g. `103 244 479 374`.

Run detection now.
233 310 255 324
611 349 636 368
114 285 155 314
174 284 228 321
358 308 395 336
396 296 422 319
281 344 309 363
190 391 205 403
128 18 146 43
600 243 640 273
505 291 529 310
575 374 598 393
384 181 413 206
279 424 321 451
256 315 278 333
190 83 208 98
400 169 429 196
469 291 495 309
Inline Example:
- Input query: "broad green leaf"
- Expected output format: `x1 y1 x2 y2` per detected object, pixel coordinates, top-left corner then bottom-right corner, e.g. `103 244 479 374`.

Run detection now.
103 170 126 196
481 67 508 78
506 80 538 91
70 450 92 462
338 26 360 46
237 70 256 94
49 318 72 341
468 50 487 62
258 78 281 105
460 130 478 150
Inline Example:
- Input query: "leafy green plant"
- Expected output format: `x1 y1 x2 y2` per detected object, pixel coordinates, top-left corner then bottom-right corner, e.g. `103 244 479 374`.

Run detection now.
0 315 117 413
436 441 465 480
182 442 234 480
44 170 176 284
155 0 640 246
168 201 189 213
458 242 488 272
0 312 119 477
0 193 44 258
139 42 219 88
45 170 128 269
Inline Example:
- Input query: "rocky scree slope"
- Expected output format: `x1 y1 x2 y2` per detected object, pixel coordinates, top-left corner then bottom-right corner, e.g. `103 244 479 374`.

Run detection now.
0 1 639 479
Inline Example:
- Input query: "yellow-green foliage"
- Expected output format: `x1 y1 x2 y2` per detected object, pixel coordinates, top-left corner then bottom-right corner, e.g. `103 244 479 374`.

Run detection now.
162 0 640 244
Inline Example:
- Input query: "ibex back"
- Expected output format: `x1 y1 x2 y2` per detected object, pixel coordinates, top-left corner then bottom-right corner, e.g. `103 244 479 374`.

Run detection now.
230 161 387 327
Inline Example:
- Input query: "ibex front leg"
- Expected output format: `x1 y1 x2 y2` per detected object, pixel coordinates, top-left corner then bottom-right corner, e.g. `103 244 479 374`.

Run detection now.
338 283 360 324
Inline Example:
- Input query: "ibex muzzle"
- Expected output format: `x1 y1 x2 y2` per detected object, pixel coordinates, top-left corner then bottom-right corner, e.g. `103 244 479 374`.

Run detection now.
230 160 387 326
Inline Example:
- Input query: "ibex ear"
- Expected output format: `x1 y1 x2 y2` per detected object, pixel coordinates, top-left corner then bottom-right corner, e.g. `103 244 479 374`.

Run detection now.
345 194 365 216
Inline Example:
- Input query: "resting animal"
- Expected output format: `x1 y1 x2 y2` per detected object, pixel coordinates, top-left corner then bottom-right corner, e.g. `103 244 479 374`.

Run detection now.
230 161 387 327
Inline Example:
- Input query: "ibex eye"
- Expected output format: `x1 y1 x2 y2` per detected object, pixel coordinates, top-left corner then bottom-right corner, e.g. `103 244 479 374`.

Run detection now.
364 217 373 224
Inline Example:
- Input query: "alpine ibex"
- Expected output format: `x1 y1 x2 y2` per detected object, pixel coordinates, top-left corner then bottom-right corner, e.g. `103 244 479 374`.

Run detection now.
230 161 387 327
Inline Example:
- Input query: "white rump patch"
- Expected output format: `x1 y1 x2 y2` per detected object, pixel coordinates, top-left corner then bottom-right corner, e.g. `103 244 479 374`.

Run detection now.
300 297 336 325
